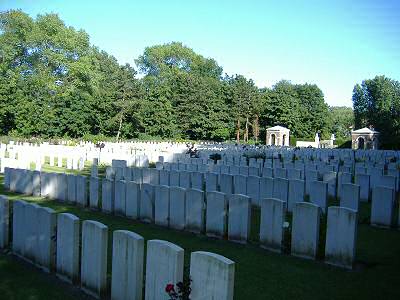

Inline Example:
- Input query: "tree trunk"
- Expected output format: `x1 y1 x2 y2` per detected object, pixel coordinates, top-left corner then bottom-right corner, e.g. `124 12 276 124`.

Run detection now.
244 116 249 143
236 118 241 144
116 114 123 142
253 115 259 143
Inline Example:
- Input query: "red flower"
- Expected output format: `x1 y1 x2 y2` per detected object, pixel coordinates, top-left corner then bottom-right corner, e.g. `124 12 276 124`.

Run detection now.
165 283 175 293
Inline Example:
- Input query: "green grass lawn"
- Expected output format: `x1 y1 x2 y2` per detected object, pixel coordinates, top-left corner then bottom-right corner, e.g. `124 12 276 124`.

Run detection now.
0 165 399 299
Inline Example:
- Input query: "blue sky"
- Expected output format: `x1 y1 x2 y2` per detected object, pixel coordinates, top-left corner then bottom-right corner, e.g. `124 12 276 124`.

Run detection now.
1 0 400 107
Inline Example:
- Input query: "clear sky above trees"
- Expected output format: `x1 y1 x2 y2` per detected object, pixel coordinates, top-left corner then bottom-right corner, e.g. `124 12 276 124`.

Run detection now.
1 0 399 107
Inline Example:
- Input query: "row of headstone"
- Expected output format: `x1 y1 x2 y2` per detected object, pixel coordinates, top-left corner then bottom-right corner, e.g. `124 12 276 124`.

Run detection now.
3 138 400 169
5 168 399 230
2 140 190 168
159 159 399 195
112 162 400 204
107 166 305 207
107 166 338 210
3 169 364 269
2 197 235 300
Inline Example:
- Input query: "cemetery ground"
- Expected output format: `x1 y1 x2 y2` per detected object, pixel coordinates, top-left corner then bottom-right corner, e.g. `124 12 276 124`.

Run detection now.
0 162 399 300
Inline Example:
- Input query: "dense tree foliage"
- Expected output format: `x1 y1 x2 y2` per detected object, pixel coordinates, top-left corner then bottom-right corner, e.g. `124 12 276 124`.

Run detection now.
261 81 330 139
0 10 365 145
328 106 354 140
352 76 400 149
0 10 142 139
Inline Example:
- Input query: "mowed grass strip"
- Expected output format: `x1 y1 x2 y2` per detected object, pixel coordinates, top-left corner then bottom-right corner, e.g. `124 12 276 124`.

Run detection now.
0 167 399 299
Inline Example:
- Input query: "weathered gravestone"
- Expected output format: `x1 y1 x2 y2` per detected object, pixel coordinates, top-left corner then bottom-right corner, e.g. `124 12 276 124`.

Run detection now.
111 230 144 300
126 181 141 219
228 194 251 243
145 240 184 300
272 177 289 204
154 185 170 227
89 177 99 209
114 180 126 216
0 195 9 249
355 173 370 202
56 213 80 283
140 183 155 223
102 178 114 213
190 251 235 300
185 188 205 233
206 191 227 238
260 198 285 252
340 183 360 211
76 175 87 207
288 179 305 212
309 181 328 213
371 186 395 227
291 202 321 260
169 187 186 230
81 220 108 299
325 207 357 269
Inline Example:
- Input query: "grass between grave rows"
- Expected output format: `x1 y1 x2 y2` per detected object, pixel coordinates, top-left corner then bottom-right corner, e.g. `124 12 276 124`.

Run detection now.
0 164 400 300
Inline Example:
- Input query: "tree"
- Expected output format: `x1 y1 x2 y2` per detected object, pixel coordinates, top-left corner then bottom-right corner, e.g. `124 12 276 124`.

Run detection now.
0 10 142 139
262 80 301 137
352 83 368 129
225 75 261 143
295 83 330 138
1 10 338 144
135 42 222 79
135 42 230 140
352 76 400 149
328 106 354 139
260 81 330 141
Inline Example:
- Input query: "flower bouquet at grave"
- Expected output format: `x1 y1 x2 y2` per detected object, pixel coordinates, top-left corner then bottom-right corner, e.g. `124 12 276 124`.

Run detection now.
165 275 192 300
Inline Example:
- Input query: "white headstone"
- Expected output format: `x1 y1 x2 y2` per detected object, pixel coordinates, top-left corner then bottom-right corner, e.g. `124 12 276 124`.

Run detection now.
102 178 114 213
111 230 144 300
114 180 127 216
140 183 155 223
206 191 227 238
340 183 360 211
260 198 285 252
126 181 141 219
81 220 108 298
291 202 321 260
169 187 186 230
325 207 357 269
154 185 170 227
56 213 80 283
185 188 205 233
0 195 9 248
190 251 235 300
371 186 395 227
228 194 251 243
145 240 184 300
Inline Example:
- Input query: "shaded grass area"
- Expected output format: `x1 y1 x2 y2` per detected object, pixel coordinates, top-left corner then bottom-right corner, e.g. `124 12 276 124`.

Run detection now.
0 252 94 300
0 176 400 299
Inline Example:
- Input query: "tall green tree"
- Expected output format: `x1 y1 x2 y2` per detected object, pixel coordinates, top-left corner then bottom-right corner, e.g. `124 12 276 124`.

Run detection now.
261 80 330 140
262 80 301 136
352 76 400 149
135 42 230 140
0 10 142 138
328 106 354 139
225 75 261 143
295 83 330 138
